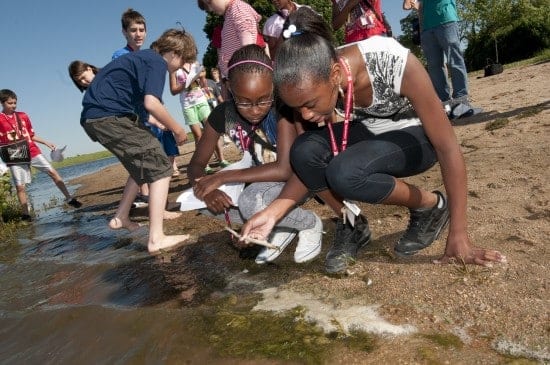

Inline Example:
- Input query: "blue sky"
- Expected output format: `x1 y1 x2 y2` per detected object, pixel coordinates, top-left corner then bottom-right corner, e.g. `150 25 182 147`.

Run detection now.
0 0 410 157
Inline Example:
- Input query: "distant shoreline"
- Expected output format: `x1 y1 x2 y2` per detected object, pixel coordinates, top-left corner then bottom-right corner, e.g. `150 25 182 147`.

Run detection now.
50 150 113 169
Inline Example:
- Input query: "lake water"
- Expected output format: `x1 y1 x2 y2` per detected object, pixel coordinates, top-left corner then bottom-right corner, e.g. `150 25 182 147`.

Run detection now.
0 158 295 364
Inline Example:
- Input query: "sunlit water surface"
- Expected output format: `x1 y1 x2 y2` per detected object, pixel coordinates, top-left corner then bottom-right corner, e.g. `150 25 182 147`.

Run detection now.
0 158 257 364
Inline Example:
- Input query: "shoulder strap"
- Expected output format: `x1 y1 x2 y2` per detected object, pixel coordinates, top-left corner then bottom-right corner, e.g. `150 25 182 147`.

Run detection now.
14 112 26 139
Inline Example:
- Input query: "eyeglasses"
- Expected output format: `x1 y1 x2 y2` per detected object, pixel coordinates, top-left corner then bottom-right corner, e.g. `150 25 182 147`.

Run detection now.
234 98 274 109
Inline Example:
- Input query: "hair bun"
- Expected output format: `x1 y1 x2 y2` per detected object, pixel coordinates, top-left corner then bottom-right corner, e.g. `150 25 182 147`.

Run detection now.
282 24 302 39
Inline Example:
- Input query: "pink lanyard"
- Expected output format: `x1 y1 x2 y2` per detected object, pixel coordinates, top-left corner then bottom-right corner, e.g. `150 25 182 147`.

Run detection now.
236 124 256 151
226 123 255 234
327 57 353 156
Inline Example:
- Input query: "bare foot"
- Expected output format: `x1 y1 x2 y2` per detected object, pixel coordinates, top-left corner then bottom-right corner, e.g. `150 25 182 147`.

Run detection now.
109 217 142 232
148 234 193 255
163 210 182 220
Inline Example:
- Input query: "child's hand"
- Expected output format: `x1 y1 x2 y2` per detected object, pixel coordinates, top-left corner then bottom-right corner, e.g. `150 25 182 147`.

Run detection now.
173 129 188 145
202 189 233 214
240 210 277 244
434 230 507 267
193 173 224 200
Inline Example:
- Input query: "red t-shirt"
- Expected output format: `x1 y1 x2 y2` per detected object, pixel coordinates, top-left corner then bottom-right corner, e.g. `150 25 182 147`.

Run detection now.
0 111 42 158
332 0 387 43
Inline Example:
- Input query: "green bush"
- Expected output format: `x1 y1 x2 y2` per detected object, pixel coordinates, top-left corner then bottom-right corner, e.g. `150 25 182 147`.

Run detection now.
465 17 550 70
0 173 22 223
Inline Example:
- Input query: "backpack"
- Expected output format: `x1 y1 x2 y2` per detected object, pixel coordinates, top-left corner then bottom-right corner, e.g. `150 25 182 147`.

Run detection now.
484 39 503 77
484 59 503 77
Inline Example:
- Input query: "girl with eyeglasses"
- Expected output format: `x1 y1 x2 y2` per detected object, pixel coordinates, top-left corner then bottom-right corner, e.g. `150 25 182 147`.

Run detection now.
187 44 323 265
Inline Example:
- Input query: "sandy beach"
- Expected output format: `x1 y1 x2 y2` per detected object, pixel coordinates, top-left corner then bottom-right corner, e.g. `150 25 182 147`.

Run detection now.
71 61 550 364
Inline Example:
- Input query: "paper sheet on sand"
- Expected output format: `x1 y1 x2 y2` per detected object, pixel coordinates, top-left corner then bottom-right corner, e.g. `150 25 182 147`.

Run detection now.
177 151 253 211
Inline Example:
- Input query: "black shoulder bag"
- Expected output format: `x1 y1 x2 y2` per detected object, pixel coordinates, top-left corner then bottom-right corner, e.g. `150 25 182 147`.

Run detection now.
0 113 31 165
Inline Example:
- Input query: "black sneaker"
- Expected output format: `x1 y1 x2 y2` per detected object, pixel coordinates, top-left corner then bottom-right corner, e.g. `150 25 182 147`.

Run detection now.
325 215 372 274
394 191 450 256
66 198 82 208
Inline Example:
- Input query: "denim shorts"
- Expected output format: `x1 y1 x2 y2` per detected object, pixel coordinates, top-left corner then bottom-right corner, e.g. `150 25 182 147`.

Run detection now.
82 114 172 184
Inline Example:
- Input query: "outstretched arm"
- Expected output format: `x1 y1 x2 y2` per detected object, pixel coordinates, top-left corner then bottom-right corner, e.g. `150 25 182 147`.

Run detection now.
31 135 56 151
401 53 506 266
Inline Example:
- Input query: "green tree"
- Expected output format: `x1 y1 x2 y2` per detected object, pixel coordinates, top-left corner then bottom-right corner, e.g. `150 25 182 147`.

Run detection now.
397 12 424 62
462 0 550 69
397 0 549 70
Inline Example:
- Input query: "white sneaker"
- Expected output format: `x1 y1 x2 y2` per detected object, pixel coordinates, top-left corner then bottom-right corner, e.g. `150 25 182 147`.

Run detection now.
450 102 483 119
255 228 297 264
294 214 323 263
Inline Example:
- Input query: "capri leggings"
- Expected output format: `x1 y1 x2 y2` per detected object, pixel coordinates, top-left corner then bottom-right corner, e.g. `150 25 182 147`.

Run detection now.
290 122 438 204
200 181 317 230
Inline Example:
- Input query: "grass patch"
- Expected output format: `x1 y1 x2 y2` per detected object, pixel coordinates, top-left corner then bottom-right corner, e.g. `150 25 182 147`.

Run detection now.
470 48 550 75
503 48 550 69
485 118 510 131
194 295 377 364
0 230 21 263
422 332 463 349
200 305 329 364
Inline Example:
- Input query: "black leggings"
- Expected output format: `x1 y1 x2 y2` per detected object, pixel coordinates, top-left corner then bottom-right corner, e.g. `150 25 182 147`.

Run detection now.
290 123 437 204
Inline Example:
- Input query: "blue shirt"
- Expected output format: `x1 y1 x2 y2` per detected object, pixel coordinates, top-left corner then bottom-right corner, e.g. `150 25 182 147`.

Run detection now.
80 49 167 125
111 45 133 60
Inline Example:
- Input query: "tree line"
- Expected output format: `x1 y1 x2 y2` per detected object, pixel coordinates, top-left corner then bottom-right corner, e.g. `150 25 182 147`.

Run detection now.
200 0 549 72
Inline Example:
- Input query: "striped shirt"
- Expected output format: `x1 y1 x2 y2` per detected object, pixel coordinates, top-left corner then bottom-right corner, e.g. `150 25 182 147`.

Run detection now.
219 0 261 78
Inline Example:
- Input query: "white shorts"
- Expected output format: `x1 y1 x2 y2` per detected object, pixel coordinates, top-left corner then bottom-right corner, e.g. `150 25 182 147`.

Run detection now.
9 154 53 186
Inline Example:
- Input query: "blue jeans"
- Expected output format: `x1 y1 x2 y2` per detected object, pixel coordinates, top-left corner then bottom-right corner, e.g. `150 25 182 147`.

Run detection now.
421 21 469 103
290 123 437 204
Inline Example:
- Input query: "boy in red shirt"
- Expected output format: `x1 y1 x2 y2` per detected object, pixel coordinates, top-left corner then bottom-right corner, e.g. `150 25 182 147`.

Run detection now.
0 89 81 221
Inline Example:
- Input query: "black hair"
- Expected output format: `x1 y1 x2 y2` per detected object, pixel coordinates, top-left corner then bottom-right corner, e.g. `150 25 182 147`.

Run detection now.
121 8 146 31
68 60 100 92
0 89 17 103
274 7 337 88
227 44 273 81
